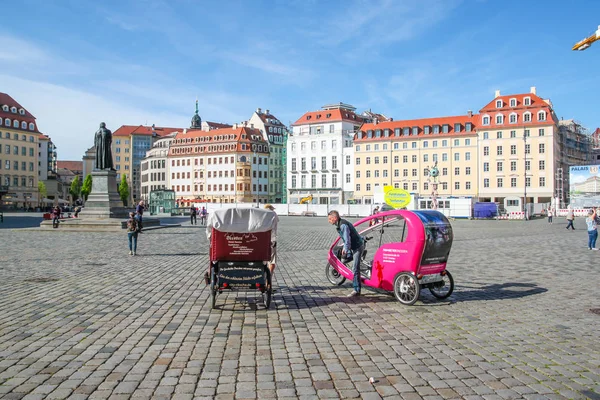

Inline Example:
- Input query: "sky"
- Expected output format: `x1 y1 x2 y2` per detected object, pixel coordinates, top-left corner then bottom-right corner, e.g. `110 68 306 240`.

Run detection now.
2 0 600 160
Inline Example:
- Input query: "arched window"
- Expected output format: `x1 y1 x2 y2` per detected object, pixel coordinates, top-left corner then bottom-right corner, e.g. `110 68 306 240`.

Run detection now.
14 120 19 128
509 98 517 107
21 121 27 129
19 109 25 115
538 111 546 121
495 100 502 108
481 115 490 125
509 113 517 123
523 112 532 122
10 106 16 113
495 114 503 124
2 105 8 112
5 118 10 126
29 123 35 130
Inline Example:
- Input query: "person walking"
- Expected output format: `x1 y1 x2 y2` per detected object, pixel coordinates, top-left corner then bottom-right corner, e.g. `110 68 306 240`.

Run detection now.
52 206 61 228
200 206 208 226
547 208 553 224
566 208 575 230
264 204 279 290
587 209 598 250
190 206 197 225
135 200 145 232
127 212 139 255
328 210 365 297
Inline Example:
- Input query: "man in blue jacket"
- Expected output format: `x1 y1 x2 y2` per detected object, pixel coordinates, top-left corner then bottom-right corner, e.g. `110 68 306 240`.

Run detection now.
328 210 365 297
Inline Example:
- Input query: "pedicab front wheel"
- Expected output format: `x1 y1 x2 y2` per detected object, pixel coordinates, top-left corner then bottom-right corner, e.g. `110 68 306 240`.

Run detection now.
429 270 454 299
326 263 346 286
263 268 272 309
393 272 420 305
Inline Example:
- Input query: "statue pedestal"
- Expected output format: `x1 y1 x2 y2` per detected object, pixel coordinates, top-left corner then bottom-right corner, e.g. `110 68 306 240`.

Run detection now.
79 169 128 219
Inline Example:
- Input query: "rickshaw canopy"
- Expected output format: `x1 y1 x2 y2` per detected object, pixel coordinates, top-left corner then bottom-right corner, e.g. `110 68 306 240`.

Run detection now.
206 207 277 238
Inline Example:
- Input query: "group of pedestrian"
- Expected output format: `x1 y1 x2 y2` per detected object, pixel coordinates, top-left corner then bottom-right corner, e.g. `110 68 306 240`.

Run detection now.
189 206 208 225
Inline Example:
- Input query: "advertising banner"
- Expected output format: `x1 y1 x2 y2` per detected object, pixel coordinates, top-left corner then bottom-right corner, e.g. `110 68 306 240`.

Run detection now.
569 165 600 206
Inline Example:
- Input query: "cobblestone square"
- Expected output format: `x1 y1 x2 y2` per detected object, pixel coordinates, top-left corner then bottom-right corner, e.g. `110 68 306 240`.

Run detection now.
1 216 599 399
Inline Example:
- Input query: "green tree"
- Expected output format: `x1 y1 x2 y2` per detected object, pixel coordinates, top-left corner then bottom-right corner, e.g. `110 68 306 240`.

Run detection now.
118 174 130 206
69 175 81 204
81 174 93 202
38 181 47 207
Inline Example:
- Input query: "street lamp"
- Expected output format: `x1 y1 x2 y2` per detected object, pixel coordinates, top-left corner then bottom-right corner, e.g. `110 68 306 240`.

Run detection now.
523 128 528 220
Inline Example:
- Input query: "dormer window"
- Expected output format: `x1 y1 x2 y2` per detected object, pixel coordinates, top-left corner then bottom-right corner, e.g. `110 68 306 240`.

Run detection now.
403 127 410 136
495 114 504 124
306 115 311 120
316 114 321 119
326 113 331 118
495 100 502 108
454 123 461 133
424 126 430 134
524 96 531 106
394 128 400 136
509 113 517 123
2 105 7 112
538 111 546 121
367 130 372 138
412 127 418 135
482 115 490 125
375 129 381 138
19 109 25 115
383 129 389 137
433 125 440 134
509 98 517 107
21 121 27 129
523 112 532 122
10 106 16 113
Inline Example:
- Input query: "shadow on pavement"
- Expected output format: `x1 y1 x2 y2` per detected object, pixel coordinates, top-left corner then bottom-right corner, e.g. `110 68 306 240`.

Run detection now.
450 282 548 302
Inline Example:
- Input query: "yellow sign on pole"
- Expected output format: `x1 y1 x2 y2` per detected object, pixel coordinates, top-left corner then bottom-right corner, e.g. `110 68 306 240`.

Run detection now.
383 186 411 209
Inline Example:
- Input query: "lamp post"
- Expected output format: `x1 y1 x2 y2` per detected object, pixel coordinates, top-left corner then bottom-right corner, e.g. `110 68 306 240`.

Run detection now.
523 129 528 220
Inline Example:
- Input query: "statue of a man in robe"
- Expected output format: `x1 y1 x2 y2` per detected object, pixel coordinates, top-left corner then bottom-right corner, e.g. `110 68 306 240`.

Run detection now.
94 122 114 170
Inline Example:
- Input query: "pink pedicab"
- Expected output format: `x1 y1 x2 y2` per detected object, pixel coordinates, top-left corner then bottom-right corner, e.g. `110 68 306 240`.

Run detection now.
326 209 454 305
207 208 277 309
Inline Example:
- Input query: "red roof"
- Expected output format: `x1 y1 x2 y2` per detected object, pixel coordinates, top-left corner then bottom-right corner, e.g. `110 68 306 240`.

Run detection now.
57 161 83 173
479 92 550 112
292 108 367 126
113 125 183 137
205 121 232 129
356 114 478 141
257 112 285 126
169 126 269 156
478 93 555 128
0 92 40 133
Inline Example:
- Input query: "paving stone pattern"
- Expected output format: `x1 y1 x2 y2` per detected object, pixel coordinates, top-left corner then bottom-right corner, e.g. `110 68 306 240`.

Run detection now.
0 217 599 399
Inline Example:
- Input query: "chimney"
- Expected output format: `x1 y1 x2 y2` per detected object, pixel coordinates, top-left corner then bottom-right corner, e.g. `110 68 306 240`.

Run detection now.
530 86 537 95
389 117 394 122
256 108 262 114
374 117 379 125
266 109 270 115
494 90 501 98
183 128 187 134
233 123 237 129
467 110 473 117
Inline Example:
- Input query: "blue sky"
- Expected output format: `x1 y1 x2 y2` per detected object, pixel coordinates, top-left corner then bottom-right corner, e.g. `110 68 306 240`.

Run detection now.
2 0 600 160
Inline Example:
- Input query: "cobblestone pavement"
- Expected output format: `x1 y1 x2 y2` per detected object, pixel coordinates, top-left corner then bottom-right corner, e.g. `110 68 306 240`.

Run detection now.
0 216 599 400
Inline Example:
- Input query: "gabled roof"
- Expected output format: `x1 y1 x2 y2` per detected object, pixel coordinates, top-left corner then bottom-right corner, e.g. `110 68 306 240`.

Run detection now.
205 121 233 129
257 112 285 127
357 114 478 140
112 125 184 137
57 161 83 173
292 107 367 126
479 93 551 112
169 126 269 156
0 92 40 133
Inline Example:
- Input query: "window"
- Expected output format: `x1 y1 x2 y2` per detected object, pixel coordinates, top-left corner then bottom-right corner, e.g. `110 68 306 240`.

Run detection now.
394 169 399 177
356 171 360 178
412 183 417 191
423 141 429 148
383 156 388 164
442 182 448 190
301 158 306 170
356 184 360 191
484 178 489 188
524 129 530 137
509 113 517 124
454 182 460 190
442 168 448 176
524 97 531 106
433 140 438 147
454 167 460 175
442 153 448 162
511 178 517 187
539 128 545 136
291 176 297 188
483 146 489 156
525 144 530 154
356 158 360 165
29 123 35 130
483 162 489 172
539 160 545 170
403 169 408 177
311 175 316 188
412 155 417 163
496 100 502 108
454 123 461 133
511 161 517 171
497 178 503 188
511 145 516 155
433 125 440 134
332 156 337 169
424 182 429 191
523 112 531 122
465 122 472 132
540 177 545 187
311 157 316 170
483 132 489 140
311 141 316 151
423 154 428 162
539 144 545 154
465 167 471 175
403 155 407 163
454 153 459 161
366 170 371 178
482 116 490 125
465 152 471 161
374 157 379 164
403 143 408 149
291 158 297 171
424 126 430 134
366 183 371 191
496 115 503 124
412 169 417 177
433 154 438 162
497 162 503 172
394 155 399 163
346 155 351 165
525 160 531 171
497 146 503 156
496 131 502 139
412 142 417 149
526 177 531 187
374 170 380 178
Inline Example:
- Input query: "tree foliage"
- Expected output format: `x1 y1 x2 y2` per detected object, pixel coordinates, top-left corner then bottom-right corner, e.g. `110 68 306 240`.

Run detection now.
69 175 81 203
81 174 93 202
118 174 130 206
38 181 47 205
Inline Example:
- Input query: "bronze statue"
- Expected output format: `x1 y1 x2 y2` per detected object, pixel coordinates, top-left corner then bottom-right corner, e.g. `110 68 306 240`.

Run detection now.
94 122 114 170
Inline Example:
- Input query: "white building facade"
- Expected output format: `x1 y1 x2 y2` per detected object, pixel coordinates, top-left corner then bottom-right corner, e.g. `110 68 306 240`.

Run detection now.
287 103 366 204
140 134 175 202
247 108 287 203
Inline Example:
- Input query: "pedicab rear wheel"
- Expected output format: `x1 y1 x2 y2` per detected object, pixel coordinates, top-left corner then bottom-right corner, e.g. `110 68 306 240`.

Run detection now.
393 272 420 305
326 263 346 286
210 268 218 309
263 268 272 309
429 270 454 299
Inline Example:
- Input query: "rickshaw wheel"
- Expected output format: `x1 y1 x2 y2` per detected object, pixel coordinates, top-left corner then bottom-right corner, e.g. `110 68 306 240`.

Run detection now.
429 270 454 299
326 263 346 286
393 272 420 306
210 268 218 309
263 268 272 309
